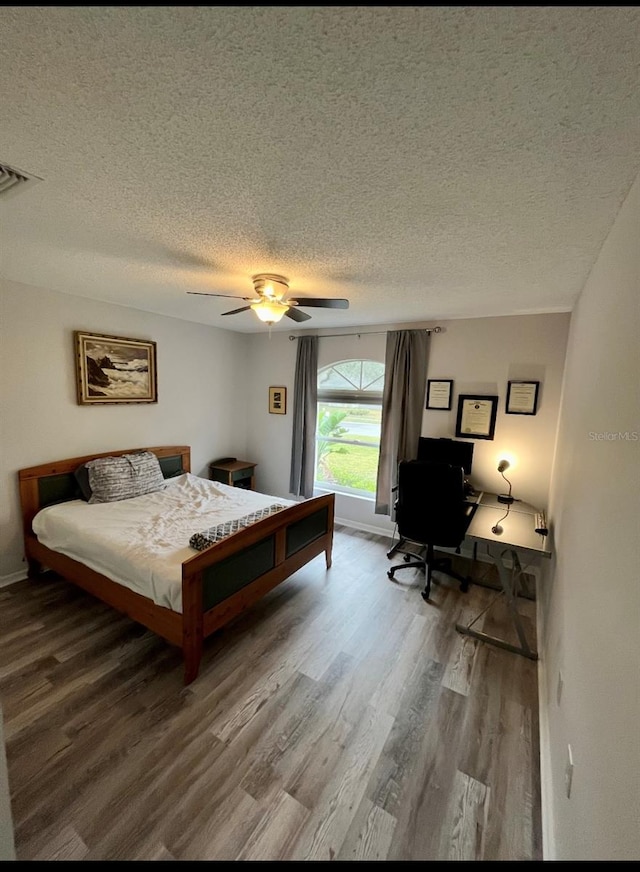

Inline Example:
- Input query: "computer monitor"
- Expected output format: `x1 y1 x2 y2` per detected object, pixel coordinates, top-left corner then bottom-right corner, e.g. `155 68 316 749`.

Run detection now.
416 437 474 475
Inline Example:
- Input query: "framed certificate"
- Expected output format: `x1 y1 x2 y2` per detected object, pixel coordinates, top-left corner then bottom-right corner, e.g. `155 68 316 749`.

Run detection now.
455 394 498 440
426 379 453 410
506 381 540 415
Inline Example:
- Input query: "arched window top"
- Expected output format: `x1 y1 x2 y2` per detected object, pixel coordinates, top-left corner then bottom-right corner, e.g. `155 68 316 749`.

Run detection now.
318 359 384 394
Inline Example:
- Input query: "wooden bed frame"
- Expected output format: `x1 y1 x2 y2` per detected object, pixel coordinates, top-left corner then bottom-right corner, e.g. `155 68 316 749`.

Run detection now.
18 446 335 685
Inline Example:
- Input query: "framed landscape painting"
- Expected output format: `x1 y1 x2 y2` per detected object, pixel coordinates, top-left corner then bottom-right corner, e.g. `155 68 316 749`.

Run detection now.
74 331 157 404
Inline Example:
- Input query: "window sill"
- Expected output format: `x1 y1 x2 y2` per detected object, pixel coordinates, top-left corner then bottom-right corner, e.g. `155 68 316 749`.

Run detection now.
314 484 376 502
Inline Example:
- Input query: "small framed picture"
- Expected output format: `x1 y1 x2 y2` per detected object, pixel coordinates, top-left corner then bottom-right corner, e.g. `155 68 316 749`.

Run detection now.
269 386 287 414
506 381 540 415
455 394 499 440
426 379 453 410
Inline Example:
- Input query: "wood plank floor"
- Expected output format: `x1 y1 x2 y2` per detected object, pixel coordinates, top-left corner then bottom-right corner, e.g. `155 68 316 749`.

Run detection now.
0 526 542 860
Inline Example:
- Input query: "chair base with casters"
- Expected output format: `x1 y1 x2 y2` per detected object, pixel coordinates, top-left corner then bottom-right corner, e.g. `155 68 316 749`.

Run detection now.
386 536 422 560
387 542 470 601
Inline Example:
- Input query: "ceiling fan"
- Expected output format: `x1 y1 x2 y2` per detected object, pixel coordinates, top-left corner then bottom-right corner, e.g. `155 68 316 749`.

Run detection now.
187 273 349 325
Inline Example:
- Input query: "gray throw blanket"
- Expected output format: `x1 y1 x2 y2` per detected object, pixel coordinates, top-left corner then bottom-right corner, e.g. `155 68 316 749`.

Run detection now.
189 504 288 551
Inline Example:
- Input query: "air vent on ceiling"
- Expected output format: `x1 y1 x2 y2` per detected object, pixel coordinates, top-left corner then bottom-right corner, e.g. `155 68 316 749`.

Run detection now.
0 161 43 199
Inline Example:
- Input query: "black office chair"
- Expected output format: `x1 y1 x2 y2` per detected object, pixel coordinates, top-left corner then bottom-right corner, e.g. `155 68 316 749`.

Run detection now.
387 460 474 601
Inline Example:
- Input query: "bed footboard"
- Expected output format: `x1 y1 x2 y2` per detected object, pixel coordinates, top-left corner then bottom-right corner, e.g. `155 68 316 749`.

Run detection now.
180 493 335 684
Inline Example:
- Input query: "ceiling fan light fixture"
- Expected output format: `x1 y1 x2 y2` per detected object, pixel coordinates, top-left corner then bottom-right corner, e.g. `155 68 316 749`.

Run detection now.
250 298 288 324
187 271 349 325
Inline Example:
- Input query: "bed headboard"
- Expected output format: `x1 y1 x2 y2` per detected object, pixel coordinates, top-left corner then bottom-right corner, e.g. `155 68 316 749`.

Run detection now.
18 446 191 537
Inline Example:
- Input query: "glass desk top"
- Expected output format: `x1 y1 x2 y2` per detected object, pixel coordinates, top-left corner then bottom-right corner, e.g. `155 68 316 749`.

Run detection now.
466 503 551 557
477 492 540 515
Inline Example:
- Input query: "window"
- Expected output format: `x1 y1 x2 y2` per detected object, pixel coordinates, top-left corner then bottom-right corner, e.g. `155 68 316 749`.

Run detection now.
315 359 384 497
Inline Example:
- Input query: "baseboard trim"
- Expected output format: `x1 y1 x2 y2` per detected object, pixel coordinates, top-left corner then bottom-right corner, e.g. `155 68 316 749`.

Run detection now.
0 570 27 589
537 598 555 860
334 516 396 539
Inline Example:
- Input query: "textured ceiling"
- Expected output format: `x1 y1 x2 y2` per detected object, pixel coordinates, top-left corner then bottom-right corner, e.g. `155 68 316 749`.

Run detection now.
1 6 639 333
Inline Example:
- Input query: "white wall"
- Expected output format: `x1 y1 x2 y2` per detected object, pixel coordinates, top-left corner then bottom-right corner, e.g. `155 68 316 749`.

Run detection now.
421 313 570 509
244 313 570 534
539 176 640 859
0 279 249 580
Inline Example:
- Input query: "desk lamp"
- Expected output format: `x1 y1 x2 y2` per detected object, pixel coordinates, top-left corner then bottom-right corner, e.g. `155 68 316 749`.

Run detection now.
492 502 511 535
497 459 515 504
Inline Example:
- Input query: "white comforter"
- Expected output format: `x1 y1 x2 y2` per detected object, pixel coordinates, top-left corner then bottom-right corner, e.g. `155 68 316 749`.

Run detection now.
32 473 294 612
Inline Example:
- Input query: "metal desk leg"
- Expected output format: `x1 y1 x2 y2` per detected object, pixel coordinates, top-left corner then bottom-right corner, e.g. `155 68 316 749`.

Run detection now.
456 546 538 660
511 549 534 599
468 544 536 601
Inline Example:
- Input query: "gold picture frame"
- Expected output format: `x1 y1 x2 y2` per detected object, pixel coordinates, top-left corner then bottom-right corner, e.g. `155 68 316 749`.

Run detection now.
268 386 287 414
74 331 158 405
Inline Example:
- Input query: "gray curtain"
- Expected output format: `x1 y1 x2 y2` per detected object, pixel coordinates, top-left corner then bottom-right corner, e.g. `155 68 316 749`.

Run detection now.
289 335 319 498
375 329 430 514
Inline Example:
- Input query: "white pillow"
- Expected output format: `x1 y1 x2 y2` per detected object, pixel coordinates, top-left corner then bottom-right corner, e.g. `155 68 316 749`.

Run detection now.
87 451 166 504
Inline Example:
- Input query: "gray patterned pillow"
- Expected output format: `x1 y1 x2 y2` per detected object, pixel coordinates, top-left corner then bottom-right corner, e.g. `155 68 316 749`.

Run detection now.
87 451 166 504
189 504 288 551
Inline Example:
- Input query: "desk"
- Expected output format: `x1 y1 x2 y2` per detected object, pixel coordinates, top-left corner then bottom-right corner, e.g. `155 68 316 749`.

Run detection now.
456 495 551 660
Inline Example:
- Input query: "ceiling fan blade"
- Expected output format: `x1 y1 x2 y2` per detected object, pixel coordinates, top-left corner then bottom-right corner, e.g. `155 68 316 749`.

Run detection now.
187 291 252 300
288 297 349 309
285 307 312 322
221 305 253 316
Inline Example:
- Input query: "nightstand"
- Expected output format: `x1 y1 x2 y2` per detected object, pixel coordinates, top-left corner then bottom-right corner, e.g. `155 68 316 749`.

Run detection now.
208 459 257 490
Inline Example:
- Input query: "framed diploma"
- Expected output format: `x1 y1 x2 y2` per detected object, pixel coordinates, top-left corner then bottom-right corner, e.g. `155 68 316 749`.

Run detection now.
506 380 540 415
426 379 453 410
455 394 499 440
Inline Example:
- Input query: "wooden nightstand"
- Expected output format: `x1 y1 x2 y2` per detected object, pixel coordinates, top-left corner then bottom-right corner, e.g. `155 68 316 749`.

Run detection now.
209 459 257 490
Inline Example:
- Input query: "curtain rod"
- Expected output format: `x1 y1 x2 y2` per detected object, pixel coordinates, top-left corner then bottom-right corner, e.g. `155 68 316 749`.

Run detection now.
288 326 442 340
